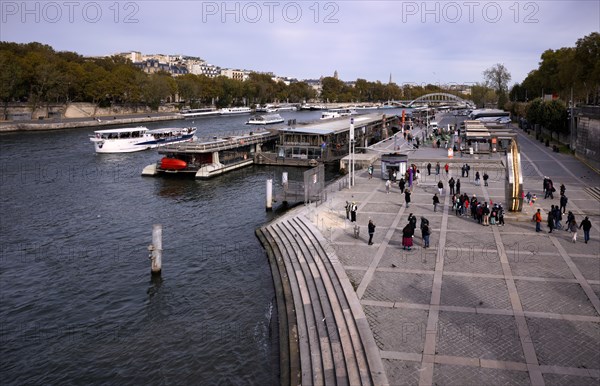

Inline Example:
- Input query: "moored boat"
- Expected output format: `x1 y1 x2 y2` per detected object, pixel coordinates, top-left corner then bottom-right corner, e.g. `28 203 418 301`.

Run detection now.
219 107 252 115
179 107 219 117
90 126 197 153
320 108 357 120
246 114 285 125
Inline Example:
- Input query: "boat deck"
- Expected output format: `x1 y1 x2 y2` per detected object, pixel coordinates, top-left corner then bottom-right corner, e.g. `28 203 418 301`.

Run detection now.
159 130 278 154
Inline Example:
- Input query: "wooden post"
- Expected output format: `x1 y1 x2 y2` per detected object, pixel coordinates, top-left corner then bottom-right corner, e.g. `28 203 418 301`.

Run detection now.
150 224 162 275
266 179 273 211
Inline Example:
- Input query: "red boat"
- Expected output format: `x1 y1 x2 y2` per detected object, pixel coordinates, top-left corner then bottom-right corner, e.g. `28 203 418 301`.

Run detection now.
160 157 187 170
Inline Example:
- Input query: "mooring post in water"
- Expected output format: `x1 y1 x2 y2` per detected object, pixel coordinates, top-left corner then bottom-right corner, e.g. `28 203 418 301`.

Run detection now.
148 224 162 275
266 178 273 211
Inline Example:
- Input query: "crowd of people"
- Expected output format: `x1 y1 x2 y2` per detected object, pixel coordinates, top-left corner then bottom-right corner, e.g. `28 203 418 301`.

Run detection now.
353 165 593 249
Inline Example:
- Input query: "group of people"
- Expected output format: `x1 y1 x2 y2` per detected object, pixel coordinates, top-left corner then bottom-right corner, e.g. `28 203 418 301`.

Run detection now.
446 193 506 226
532 182 593 243
401 213 432 250
358 166 593 248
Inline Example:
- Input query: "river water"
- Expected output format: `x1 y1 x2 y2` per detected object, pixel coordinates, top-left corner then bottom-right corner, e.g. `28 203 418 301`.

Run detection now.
0 108 407 384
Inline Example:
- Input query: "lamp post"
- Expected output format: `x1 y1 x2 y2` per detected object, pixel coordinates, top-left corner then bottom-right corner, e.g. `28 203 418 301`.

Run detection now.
349 117 355 187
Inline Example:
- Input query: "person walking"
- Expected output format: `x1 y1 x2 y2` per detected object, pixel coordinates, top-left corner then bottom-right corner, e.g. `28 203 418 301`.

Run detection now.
385 179 391 194
579 216 592 243
399 177 406 194
415 169 421 185
444 163 449 176
345 201 350 220
368 219 376 245
569 219 578 243
465 163 470 177
559 194 568 214
483 172 489 186
435 162 440 176
350 201 358 222
566 211 575 230
547 209 555 233
421 221 431 248
433 193 440 212
437 180 444 196
475 171 481 186
560 183 566 196
404 189 411 208
545 178 555 199
533 209 542 232
448 177 455 195
427 162 432 175
497 205 505 226
368 164 373 179
456 178 461 194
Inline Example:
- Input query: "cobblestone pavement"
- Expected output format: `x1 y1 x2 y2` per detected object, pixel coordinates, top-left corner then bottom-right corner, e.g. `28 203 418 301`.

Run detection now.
305 120 600 385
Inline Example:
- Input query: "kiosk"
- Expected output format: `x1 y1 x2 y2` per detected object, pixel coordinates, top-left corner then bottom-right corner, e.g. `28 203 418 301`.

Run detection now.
381 153 408 180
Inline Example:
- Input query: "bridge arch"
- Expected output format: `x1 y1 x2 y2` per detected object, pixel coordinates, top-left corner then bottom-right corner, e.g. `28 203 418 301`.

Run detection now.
407 93 467 106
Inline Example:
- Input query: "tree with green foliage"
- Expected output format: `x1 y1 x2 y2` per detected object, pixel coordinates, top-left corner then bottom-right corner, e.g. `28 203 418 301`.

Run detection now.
483 63 511 109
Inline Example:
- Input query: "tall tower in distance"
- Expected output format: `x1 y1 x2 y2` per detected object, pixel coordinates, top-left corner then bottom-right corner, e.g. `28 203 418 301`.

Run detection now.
389 73 392 84
334 70 339 80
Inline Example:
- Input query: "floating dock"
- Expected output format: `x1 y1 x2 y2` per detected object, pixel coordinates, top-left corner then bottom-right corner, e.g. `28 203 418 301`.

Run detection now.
142 113 402 179
142 130 277 179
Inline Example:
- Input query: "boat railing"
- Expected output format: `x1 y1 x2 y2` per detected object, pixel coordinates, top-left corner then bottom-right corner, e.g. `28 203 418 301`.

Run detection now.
160 131 277 153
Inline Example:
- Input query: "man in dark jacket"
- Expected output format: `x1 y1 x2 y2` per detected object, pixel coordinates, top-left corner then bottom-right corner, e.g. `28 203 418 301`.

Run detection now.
448 177 455 195
427 162 432 175
456 179 461 194
579 217 592 243
433 193 440 212
404 189 411 208
421 222 431 248
368 219 376 245
559 194 568 214
547 209 555 233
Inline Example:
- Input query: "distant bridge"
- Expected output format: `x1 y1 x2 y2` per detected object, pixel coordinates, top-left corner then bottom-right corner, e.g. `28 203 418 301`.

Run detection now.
386 93 473 108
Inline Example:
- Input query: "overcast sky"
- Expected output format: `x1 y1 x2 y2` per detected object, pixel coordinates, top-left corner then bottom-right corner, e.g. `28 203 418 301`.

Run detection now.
2 1 599 86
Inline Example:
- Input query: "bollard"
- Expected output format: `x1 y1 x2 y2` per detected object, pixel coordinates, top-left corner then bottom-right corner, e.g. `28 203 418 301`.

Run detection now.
149 224 162 275
266 179 273 211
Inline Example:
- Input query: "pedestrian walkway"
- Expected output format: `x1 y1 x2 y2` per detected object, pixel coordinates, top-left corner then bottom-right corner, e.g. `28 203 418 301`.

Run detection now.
258 129 600 386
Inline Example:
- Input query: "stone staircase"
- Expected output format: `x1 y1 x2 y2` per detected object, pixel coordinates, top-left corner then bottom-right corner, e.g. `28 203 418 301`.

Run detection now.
256 216 386 386
584 187 600 202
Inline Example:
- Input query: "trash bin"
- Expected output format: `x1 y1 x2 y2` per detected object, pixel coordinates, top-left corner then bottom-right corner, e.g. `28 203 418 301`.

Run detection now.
353 225 360 239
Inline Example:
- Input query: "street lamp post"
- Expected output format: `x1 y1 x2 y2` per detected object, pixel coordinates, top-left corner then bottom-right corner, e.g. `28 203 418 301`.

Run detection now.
349 118 355 187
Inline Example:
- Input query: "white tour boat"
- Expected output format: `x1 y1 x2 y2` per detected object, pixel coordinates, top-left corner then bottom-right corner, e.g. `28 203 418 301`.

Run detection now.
320 108 357 120
179 108 219 118
255 104 277 113
219 107 252 115
246 114 285 125
90 126 197 153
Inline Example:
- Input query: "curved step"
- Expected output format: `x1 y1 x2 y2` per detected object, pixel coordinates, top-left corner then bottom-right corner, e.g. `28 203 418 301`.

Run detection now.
274 222 330 385
296 216 389 386
263 225 314 384
278 220 342 385
255 228 297 386
289 217 363 385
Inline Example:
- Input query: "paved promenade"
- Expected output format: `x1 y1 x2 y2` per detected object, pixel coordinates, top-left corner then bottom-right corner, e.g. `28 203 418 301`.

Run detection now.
275 123 599 385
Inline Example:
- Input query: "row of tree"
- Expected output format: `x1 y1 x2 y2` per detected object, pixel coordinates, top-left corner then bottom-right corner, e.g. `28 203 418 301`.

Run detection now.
510 32 599 105
1 41 472 118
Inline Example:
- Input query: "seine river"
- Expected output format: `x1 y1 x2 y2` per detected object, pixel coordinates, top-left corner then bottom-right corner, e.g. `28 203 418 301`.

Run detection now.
0 108 406 384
